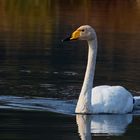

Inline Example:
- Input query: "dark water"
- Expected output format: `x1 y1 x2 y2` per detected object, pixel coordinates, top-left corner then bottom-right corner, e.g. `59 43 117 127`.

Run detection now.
0 0 140 139
0 109 140 140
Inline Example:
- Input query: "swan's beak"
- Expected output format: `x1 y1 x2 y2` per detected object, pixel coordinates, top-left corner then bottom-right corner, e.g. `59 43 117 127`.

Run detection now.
62 36 71 41
62 30 80 42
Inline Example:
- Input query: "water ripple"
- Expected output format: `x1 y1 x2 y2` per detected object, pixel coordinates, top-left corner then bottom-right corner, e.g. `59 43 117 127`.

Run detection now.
0 95 140 116
0 96 76 115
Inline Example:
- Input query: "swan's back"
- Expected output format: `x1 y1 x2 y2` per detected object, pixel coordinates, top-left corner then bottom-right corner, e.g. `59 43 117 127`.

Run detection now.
91 86 133 114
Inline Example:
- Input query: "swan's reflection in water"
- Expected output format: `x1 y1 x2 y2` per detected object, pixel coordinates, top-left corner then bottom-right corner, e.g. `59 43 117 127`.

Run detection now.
76 115 92 140
76 114 132 140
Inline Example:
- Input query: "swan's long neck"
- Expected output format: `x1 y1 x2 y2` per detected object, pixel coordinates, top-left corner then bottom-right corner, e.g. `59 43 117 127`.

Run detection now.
75 39 97 113
81 40 97 95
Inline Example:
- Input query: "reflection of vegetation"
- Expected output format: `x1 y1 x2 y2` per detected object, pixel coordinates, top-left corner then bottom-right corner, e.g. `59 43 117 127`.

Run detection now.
0 0 56 32
0 0 140 33
0 0 140 96
0 0 90 50
0 0 60 57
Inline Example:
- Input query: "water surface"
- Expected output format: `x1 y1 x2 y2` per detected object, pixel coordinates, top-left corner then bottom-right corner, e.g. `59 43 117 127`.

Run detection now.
0 109 140 140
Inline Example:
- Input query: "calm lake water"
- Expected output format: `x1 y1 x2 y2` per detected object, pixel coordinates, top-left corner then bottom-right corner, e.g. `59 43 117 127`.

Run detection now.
0 0 140 140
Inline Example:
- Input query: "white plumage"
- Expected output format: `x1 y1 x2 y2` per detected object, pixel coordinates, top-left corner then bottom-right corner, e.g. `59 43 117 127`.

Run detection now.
64 25 137 114
91 86 133 113
76 114 132 139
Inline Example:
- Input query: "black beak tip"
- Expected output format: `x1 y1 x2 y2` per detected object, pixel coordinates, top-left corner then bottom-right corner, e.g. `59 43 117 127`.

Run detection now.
62 37 71 42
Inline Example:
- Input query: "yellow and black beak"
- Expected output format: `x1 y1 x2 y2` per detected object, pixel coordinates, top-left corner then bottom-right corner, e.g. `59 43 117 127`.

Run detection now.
63 30 80 42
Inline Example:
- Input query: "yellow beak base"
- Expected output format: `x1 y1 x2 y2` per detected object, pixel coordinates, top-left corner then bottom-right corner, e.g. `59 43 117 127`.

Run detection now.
70 30 80 40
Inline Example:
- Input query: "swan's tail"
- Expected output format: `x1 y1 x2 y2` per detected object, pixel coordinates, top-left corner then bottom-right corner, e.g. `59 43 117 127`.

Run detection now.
133 96 140 109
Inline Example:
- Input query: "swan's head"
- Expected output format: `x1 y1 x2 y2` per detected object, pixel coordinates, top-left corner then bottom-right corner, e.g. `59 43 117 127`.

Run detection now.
63 25 97 42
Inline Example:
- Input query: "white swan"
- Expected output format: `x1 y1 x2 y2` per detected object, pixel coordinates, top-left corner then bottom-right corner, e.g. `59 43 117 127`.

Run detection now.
63 25 138 114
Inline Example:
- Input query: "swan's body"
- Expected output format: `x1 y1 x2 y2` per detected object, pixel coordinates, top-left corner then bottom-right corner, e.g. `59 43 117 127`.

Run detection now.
91 85 133 113
63 25 135 114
